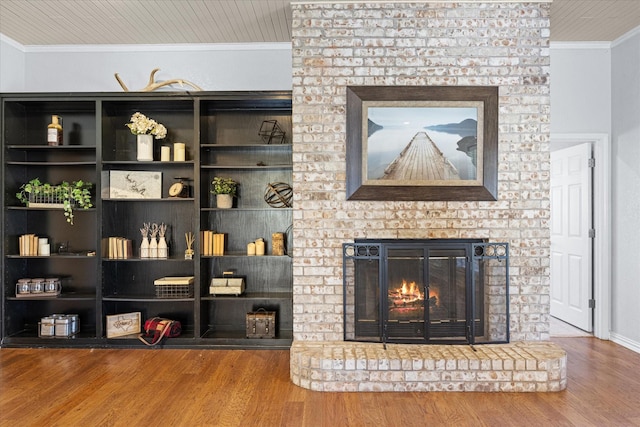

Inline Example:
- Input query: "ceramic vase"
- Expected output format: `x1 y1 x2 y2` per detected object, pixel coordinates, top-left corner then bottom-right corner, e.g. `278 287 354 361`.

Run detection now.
140 237 149 258
136 134 153 161
158 236 168 259
149 237 158 258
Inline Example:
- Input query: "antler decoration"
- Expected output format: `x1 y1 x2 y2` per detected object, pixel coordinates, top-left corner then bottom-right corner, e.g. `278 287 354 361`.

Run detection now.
115 68 203 92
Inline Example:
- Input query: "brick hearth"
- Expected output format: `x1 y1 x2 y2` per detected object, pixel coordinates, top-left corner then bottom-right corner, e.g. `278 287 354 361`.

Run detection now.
291 341 567 392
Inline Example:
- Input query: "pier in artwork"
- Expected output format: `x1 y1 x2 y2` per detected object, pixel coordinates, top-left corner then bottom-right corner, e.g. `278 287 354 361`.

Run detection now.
381 131 459 181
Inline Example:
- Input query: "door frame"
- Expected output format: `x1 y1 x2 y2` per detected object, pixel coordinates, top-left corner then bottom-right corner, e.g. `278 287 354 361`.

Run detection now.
550 133 611 340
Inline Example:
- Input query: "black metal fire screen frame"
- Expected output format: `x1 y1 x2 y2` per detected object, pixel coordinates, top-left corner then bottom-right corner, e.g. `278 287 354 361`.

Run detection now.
342 239 509 345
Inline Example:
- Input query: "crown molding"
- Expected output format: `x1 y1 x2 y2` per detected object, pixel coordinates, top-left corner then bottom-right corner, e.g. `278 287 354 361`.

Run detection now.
0 34 25 51
550 41 611 50
612 25 640 47
0 34 291 53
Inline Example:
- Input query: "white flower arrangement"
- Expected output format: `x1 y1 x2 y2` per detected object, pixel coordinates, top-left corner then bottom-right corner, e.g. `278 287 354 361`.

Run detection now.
126 112 167 139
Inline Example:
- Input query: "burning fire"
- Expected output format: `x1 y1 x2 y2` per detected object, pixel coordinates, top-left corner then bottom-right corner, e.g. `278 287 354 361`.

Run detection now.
389 279 423 306
388 280 440 308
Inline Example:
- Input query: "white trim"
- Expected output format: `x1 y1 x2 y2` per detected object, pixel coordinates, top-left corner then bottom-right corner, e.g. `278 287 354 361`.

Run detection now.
610 332 640 355
0 34 25 51
1 34 291 53
551 133 611 341
23 42 292 54
550 41 611 50
612 25 640 47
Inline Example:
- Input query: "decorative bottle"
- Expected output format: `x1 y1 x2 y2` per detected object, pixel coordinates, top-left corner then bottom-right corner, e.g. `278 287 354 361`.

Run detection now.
140 223 150 258
157 223 168 259
149 223 159 258
47 115 63 146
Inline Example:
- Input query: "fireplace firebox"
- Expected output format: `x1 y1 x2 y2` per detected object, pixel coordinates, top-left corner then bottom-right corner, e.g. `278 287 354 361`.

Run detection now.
343 239 509 345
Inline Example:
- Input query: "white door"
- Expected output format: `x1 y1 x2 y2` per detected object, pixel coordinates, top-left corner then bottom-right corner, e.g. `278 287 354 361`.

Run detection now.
550 143 593 331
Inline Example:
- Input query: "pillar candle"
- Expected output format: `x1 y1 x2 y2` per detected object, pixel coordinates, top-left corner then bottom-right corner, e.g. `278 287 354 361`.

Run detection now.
247 242 256 256
40 244 50 256
160 146 171 161
174 143 186 161
255 239 265 256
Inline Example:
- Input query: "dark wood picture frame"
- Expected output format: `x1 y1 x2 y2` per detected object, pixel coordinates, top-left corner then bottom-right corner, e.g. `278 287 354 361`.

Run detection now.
346 86 498 201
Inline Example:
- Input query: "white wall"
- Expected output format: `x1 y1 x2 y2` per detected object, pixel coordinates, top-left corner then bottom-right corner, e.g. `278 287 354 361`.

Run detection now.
0 36 26 91
550 44 611 135
1 40 292 92
551 31 640 352
610 30 640 351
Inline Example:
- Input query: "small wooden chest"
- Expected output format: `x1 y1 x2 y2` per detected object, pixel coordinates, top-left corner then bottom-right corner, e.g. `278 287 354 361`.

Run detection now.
246 309 276 339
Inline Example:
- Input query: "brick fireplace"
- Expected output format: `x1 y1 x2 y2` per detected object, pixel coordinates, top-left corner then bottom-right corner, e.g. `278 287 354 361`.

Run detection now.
289 1 565 392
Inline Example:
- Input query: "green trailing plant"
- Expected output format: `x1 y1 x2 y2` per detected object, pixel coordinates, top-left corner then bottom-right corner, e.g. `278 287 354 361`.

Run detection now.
16 178 93 225
211 177 238 196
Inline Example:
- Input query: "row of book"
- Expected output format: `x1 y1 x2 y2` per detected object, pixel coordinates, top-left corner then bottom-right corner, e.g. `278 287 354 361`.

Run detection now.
18 234 44 256
102 237 133 259
201 230 225 256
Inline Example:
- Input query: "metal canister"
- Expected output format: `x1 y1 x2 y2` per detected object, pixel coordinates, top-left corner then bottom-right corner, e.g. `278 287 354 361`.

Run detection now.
55 316 72 337
39 317 56 337
67 314 80 335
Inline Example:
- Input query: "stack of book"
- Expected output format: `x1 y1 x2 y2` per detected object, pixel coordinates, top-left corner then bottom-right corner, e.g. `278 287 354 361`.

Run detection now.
18 234 40 256
200 230 225 256
102 237 133 259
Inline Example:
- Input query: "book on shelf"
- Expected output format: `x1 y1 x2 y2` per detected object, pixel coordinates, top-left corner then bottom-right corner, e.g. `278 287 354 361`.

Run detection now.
102 237 133 259
200 230 225 256
18 234 38 256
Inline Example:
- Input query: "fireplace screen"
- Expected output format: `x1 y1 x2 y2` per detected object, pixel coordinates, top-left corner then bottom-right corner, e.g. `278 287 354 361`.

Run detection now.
343 239 509 345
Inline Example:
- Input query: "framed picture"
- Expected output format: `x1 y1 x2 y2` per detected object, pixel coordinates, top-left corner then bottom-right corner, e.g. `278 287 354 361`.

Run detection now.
109 170 162 199
346 86 498 201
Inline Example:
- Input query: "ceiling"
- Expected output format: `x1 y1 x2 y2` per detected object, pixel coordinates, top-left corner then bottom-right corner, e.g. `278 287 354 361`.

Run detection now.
0 1 639 47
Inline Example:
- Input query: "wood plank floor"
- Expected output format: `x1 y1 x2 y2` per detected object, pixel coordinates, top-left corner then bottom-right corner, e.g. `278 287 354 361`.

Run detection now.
1 338 640 426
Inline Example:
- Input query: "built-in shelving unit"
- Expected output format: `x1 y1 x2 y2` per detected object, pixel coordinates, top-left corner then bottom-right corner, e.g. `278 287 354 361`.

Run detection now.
1 91 293 349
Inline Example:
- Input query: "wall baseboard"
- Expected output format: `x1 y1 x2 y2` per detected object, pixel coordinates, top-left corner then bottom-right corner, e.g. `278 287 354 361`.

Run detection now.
610 332 640 355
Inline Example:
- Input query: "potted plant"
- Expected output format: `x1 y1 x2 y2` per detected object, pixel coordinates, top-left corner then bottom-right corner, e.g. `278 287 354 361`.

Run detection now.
16 178 93 225
126 112 167 161
211 177 237 209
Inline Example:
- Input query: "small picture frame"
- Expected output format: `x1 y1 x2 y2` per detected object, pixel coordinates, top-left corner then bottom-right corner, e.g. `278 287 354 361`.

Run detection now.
109 171 162 199
106 312 141 338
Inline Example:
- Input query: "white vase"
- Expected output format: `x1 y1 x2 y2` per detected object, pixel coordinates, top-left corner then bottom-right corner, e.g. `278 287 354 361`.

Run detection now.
216 194 233 209
137 134 154 161
149 237 158 258
158 236 168 259
140 237 149 258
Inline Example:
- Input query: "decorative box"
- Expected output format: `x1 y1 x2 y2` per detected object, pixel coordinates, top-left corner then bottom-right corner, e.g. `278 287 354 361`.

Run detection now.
154 276 194 298
210 272 245 296
106 312 141 338
246 309 276 339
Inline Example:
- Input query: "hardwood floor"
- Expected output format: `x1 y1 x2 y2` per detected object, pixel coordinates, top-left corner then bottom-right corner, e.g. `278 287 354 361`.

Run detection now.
1 338 640 426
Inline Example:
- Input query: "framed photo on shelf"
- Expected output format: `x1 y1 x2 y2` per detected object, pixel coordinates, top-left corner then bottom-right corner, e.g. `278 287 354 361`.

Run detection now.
345 86 499 201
